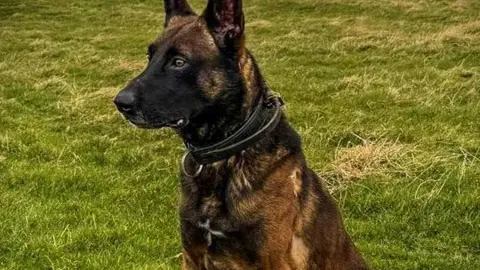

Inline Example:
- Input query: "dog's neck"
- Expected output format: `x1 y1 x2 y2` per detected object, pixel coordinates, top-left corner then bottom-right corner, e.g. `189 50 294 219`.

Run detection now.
179 50 268 148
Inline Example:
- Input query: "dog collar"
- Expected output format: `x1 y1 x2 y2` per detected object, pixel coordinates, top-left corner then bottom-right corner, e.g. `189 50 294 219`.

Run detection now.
182 93 284 170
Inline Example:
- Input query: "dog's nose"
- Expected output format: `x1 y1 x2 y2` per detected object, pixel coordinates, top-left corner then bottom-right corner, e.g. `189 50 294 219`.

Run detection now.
114 91 136 113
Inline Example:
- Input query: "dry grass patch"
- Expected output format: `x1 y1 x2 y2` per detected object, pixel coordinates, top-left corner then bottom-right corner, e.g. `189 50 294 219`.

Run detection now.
334 66 479 107
322 135 459 198
331 17 407 51
326 136 415 181
332 16 480 51
404 20 480 50
434 20 480 43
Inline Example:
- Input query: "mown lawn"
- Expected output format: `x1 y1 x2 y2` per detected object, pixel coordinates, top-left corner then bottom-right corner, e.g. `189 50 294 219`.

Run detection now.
1 0 479 269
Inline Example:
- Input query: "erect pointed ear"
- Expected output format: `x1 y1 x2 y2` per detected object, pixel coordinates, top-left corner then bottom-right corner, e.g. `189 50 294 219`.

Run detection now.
164 0 196 26
203 0 245 53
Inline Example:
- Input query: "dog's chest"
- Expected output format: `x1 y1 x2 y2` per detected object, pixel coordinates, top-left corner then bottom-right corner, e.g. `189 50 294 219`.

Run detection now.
180 170 265 267
186 195 230 246
181 209 261 269
181 191 261 255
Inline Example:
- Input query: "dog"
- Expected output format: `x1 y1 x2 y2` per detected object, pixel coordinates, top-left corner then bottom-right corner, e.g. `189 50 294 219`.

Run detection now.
113 0 368 269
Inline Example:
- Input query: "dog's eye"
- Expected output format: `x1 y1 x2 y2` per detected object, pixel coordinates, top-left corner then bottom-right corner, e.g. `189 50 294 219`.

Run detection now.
172 57 186 68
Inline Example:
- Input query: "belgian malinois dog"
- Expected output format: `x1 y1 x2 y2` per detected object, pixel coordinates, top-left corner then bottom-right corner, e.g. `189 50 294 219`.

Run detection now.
114 0 368 269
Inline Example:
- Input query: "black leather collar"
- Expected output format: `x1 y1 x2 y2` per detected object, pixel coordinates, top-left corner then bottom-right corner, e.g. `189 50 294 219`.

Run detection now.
184 93 284 165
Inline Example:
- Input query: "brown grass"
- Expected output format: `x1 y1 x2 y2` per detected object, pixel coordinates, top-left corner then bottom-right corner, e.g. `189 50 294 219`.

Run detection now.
435 20 480 43
326 136 413 181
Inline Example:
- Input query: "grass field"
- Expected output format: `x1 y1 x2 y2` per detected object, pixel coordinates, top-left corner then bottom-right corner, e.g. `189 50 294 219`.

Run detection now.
1 0 480 269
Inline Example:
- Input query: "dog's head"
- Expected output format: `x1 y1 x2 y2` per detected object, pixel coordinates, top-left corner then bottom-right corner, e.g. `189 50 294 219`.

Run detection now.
114 0 250 131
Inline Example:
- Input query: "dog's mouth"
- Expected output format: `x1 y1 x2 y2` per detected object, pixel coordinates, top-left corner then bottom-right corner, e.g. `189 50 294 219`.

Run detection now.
127 116 189 130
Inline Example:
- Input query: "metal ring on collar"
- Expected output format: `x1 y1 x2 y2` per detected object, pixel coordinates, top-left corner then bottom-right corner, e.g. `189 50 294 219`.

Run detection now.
181 151 203 178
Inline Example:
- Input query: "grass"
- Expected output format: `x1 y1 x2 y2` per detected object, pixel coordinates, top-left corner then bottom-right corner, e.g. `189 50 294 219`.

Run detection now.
1 0 479 269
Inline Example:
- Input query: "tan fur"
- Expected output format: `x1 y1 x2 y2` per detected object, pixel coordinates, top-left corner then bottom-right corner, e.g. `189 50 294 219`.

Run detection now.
239 53 258 116
290 167 303 197
295 187 317 233
291 235 310 270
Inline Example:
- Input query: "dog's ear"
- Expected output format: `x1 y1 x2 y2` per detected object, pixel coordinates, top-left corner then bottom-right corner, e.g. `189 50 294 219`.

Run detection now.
203 0 245 54
164 0 195 26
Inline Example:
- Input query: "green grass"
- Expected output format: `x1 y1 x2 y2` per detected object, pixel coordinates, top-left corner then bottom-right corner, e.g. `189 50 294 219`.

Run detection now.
1 0 479 269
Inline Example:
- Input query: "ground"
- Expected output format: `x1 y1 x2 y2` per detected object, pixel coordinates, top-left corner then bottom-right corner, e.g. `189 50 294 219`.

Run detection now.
1 0 479 269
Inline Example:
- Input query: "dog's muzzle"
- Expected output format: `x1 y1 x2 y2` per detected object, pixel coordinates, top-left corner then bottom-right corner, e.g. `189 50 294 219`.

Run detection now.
113 90 189 129
113 90 149 127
